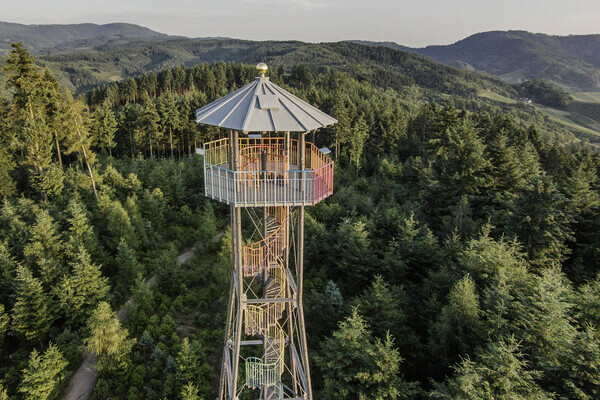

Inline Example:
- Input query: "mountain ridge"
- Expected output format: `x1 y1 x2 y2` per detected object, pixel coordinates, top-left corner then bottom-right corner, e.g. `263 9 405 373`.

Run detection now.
0 21 175 54
351 30 600 91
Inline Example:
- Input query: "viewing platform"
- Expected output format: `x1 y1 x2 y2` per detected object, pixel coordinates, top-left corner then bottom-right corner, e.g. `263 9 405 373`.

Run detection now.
203 137 334 207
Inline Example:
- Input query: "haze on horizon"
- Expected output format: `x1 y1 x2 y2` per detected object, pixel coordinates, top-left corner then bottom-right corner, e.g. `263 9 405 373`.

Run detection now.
1 0 599 47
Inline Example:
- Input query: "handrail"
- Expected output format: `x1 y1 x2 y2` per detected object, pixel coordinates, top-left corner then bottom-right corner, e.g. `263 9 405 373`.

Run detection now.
203 137 334 206
243 207 287 277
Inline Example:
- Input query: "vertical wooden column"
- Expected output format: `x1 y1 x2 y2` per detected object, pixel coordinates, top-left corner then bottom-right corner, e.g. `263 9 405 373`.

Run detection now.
296 132 313 399
283 131 299 393
231 130 244 400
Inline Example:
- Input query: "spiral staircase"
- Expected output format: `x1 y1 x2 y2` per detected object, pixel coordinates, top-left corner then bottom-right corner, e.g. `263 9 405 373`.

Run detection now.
243 206 288 398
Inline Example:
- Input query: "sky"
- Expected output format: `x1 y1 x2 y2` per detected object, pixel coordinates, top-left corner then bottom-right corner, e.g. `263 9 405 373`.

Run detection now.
1 0 599 47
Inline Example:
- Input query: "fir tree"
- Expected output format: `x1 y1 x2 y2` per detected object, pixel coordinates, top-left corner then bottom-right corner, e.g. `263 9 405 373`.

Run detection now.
349 114 369 170
3 43 57 200
0 303 8 348
181 382 201 400
55 248 109 325
61 90 99 200
23 209 64 285
11 265 52 343
317 309 418 400
430 337 552 400
158 92 181 158
93 100 118 157
64 199 98 260
84 301 135 371
19 343 68 400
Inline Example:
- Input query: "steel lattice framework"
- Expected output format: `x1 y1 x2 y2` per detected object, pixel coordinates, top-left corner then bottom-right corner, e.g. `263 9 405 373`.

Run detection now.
196 64 337 400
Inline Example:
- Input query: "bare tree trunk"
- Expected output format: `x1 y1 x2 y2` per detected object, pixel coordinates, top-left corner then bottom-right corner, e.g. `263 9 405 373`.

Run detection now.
170 127 174 158
54 130 62 166
73 117 98 201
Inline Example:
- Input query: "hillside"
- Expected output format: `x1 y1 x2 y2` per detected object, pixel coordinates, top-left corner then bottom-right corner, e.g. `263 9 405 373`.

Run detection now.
37 38 515 96
2 43 600 400
32 38 600 142
353 31 600 91
0 21 172 55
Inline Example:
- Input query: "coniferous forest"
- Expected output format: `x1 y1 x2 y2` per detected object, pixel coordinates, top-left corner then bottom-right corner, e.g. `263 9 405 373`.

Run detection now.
1 41 600 400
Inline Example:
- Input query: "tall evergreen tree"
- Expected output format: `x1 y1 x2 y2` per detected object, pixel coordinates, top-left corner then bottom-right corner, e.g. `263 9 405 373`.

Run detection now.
93 100 118 157
19 343 67 400
84 301 135 371
11 265 52 343
158 92 181 158
0 303 8 348
430 337 552 400
23 209 64 285
55 248 109 325
317 309 418 400
61 90 99 200
3 43 58 200
349 114 369 171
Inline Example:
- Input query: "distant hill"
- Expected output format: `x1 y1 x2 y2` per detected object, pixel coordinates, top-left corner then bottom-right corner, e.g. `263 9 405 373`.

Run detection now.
35 38 515 98
352 31 600 91
0 21 174 55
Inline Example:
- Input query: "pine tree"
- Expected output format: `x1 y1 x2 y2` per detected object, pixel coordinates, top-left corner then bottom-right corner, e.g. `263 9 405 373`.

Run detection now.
93 100 118 157
0 240 17 306
23 209 64 285
64 199 98 260
3 43 57 200
19 343 68 400
512 175 574 269
61 90 99 200
84 301 135 371
55 248 109 325
181 382 201 400
429 274 483 369
137 93 161 157
0 382 8 400
317 309 418 400
0 146 16 199
349 114 369 170
176 338 201 387
158 92 180 158
332 95 351 161
334 218 376 293
0 303 9 348
11 265 52 343
430 337 552 400
113 239 143 301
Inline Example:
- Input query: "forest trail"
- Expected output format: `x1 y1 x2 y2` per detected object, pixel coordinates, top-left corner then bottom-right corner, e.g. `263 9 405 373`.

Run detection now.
62 232 224 400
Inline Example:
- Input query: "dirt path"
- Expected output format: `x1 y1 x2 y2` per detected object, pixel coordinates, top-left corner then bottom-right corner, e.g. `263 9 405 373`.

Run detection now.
62 232 224 400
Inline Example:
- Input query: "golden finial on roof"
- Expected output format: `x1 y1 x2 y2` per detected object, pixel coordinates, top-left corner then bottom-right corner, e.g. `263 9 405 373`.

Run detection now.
256 62 268 77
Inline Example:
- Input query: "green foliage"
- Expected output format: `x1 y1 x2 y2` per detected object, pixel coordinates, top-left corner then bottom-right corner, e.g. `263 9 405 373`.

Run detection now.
429 274 483 368
181 382 201 400
11 265 52 343
23 209 64 285
19 343 68 400
0 304 8 348
84 301 135 371
317 309 419 399
518 79 574 108
430 337 552 400
55 248 109 325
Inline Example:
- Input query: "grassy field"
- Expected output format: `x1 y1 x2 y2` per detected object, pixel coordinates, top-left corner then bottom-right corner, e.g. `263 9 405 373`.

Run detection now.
478 90 517 104
537 105 600 140
572 92 600 103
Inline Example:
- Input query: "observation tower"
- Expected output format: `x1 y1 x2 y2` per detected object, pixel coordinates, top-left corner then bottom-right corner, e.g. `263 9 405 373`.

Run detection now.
196 63 337 400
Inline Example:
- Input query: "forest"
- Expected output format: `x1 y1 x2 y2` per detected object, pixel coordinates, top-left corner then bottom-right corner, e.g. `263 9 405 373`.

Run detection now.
0 41 600 400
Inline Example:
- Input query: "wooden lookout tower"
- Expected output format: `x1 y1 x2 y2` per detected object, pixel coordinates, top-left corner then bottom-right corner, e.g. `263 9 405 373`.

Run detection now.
196 63 337 400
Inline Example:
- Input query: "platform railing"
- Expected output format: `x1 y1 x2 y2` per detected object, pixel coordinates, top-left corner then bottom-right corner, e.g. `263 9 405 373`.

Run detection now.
203 137 334 206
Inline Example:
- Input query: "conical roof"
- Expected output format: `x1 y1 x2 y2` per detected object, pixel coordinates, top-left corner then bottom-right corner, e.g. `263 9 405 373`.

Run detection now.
195 72 337 133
